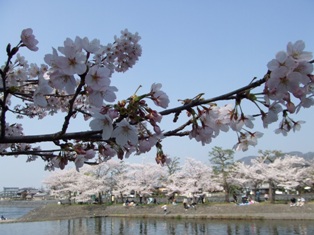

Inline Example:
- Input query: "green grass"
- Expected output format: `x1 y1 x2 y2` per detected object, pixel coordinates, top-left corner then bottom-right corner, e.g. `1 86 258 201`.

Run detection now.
175 215 182 220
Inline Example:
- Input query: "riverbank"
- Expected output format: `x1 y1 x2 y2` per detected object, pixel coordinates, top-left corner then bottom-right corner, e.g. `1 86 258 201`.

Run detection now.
1 200 314 223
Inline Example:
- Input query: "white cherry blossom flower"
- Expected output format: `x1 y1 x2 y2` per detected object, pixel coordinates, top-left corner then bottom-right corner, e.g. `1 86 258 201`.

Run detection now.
294 61 313 85
189 125 214 146
233 131 263 151
265 101 282 121
298 96 314 110
287 40 312 61
112 119 138 147
55 38 86 75
293 120 305 132
88 85 118 107
74 155 85 171
99 144 117 159
20 28 38 51
15 53 28 67
146 110 162 123
89 112 113 140
230 115 254 131
82 37 100 53
44 48 65 71
28 63 41 78
59 52 87 75
267 54 296 79
58 37 83 57
47 71 77 94
274 127 288 136
88 89 104 107
138 135 159 153
33 76 53 107
150 83 169 108
84 149 96 159
85 66 111 90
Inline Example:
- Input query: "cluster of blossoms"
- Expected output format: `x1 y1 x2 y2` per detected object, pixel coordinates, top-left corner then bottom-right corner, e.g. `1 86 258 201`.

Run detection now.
1 28 313 171
264 40 314 135
41 28 142 107
0 123 24 152
187 40 313 152
188 103 263 151
1 28 171 170
86 82 169 168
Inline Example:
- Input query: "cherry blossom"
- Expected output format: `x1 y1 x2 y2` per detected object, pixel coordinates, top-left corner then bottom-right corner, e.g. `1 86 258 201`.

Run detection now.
47 71 77 94
89 112 113 140
233 131 263 152
44 48 63 71
287 40 312 61
85 66 111 90
112 29 142 72
81 37 101 53
150 83 170 108
20 28 39 51
112 119 138 147
59 52 87 76
137 134 159 153
230 114 254 131
43 155 314 204
74 155 86 171
33 77 54 107
1 28 314 170
189 125 214 146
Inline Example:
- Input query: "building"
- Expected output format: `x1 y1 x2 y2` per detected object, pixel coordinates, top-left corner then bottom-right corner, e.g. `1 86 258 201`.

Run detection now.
1 187 19 198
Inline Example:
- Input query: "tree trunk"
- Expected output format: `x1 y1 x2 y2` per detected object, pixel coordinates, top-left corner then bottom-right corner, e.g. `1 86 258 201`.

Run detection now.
98 192 102 204
120 192 124 203
224 191 230 203
269 181 275 204
224 183 230 203
68 191 72 205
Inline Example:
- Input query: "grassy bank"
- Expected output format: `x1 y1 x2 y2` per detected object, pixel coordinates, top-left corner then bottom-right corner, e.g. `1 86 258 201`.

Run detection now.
1 201 310 223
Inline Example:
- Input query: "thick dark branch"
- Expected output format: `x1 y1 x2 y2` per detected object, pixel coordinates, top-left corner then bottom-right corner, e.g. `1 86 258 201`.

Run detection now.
59 74 86 136
0 149 60 156
0 130 102 144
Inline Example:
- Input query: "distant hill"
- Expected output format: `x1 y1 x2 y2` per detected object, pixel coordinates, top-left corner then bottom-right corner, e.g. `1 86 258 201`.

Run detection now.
237 151 314 165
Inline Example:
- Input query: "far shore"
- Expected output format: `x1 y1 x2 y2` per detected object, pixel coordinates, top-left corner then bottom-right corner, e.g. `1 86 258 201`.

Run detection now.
1 200 314 223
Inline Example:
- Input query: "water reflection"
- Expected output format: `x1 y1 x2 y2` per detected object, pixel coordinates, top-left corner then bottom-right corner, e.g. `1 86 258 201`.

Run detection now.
60 218 314 235
1 217 314 235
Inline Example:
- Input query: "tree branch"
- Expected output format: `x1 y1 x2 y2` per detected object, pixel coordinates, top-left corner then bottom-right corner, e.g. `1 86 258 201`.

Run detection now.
0 75 268 145
0 130 101 144
160 76 267 116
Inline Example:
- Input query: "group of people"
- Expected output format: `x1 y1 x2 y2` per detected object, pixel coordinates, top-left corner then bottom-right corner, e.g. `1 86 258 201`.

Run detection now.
123 198 137 207
161 196 199 214
290 197 305 207
168 194 204 210
232 192 260 206
183 197 197 211
233 192 307 207
123 197 159 207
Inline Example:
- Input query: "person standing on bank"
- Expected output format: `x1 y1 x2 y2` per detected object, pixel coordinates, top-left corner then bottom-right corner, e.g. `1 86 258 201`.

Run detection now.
183 198 188 211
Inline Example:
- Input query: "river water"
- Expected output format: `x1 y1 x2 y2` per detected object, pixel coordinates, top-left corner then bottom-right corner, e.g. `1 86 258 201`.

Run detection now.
0 206 35 219
0 207 313 235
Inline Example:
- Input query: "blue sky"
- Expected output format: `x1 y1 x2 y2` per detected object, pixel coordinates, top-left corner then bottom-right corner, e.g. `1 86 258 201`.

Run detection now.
0 1 314 189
